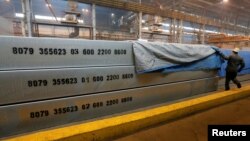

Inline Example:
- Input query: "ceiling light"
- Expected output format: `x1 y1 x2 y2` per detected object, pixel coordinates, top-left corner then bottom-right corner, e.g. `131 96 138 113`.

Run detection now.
82 9 89 12
223 0 228 3
162 23 170 27
15 13 24 18
162 29 169 32
46 4 52 7
160 5 163 10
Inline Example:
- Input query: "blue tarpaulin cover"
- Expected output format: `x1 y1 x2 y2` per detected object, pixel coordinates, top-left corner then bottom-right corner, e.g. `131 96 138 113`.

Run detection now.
133 41 250 77
133 41 224 74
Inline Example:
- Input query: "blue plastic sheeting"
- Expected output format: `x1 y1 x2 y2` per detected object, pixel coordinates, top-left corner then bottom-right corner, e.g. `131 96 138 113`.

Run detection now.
162 53 223 73
133 41 223 74
218 49 250 77
133 41 221 73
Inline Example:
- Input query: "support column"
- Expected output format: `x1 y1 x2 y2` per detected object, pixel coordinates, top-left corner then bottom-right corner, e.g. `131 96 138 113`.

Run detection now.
21 0 25 36
173 18 176 43
138 0 142 39
176 19 179 43
169 18 173 43
21 0 32 37
246 20 250 36
92 4 96 40
138 12 142 39
221 17 226 34
233 15 239 35
179 20 183 43
201 24 205 44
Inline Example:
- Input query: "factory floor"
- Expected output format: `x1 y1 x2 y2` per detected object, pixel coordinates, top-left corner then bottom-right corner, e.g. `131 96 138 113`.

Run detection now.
114 95 250 141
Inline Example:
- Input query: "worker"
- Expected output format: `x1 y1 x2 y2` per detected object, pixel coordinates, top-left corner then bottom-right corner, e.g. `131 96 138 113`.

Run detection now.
217 48 245 90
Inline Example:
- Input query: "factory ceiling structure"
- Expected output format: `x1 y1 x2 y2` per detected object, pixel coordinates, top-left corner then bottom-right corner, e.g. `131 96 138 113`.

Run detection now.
161 0 250 29
0 0 249 44
79 0 250 32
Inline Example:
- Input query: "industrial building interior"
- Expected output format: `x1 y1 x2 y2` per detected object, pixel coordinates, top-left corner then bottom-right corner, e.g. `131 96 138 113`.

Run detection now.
1 0 249 46
0 0 250 141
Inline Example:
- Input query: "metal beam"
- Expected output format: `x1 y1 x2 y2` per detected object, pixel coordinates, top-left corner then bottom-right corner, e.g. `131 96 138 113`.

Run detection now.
208 36 250 43
21 0 32 37
138 0 142 39
92 4 96 40
178 19 183 43
173 18 176 43
247 20 250 36
77 0 249 33
200 24 205 44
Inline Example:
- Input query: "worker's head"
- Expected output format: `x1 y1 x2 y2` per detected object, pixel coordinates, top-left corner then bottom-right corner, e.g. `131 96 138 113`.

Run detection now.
232 48 240 54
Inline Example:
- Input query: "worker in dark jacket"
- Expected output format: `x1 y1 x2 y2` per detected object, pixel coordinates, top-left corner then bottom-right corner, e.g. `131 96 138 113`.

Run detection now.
218 48 245 90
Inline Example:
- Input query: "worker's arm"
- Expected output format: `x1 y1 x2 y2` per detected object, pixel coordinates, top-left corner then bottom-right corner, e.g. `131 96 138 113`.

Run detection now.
215 50 229 60
219 53 229 60
213 47 229 60
238 59 245 72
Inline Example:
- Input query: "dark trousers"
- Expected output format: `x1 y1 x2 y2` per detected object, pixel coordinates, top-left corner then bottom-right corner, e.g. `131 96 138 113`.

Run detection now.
225 71 241 90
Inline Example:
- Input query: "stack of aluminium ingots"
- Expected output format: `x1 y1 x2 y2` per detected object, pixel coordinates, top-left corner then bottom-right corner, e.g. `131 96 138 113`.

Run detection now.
0 36 218 138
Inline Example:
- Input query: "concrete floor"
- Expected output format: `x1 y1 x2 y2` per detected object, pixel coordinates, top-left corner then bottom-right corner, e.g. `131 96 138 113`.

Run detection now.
114 96 250 141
